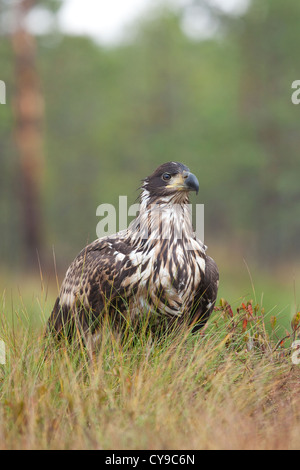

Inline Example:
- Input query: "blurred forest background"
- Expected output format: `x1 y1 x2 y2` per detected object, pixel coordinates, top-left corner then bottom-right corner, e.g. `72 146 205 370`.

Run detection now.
0 0 299 327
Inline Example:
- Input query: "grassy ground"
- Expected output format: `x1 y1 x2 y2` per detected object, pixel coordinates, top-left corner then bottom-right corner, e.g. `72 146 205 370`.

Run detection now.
0 267 300 450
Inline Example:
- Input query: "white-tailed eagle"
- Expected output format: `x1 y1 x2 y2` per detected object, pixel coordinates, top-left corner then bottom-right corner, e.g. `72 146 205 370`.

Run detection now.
48 162 219 341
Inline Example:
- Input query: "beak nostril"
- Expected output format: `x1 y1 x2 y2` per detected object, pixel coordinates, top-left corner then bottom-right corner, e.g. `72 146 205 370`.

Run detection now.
184 172 199 194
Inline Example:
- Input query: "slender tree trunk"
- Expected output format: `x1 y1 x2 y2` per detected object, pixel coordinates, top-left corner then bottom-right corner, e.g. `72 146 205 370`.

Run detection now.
12 0 44 269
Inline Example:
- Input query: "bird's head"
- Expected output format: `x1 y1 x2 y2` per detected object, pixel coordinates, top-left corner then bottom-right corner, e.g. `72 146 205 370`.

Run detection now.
141 162 199 204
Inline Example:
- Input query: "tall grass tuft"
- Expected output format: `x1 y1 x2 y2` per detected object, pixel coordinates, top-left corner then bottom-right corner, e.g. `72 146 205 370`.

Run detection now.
0 290 300 450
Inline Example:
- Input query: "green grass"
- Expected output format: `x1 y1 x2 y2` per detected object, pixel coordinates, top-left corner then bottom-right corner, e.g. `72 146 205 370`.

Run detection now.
215 249 298 336
0 268 299 450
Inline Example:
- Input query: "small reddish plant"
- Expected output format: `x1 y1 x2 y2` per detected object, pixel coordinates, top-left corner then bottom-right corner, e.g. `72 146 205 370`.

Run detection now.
213 299 299 357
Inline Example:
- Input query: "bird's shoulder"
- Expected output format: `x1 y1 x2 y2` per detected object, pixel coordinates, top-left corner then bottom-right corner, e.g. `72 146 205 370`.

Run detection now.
78 232 133 258
59 232 134 296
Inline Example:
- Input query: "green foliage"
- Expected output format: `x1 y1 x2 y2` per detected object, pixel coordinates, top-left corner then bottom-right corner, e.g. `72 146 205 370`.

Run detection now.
0 2 299 304
0 1 299 450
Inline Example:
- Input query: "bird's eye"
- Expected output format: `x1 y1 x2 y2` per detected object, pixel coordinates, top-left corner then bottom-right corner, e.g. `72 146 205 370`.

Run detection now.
162 173 172 181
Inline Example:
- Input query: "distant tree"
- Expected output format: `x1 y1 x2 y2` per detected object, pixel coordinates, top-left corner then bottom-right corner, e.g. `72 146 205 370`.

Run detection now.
234 0 300 262
1 0 61 268
181 0 300 263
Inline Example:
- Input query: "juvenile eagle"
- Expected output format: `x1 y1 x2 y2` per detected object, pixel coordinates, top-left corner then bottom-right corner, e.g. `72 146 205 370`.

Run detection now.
48 162 219 341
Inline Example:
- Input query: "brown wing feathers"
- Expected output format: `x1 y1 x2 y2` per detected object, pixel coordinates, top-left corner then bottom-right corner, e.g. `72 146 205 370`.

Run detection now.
47 162 219 340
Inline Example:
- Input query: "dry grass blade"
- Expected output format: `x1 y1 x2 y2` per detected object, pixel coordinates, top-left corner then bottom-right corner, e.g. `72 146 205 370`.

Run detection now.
0 291 300 450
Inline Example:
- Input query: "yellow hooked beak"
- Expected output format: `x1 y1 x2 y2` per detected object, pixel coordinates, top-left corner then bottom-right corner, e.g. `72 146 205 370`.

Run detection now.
166 171 199 195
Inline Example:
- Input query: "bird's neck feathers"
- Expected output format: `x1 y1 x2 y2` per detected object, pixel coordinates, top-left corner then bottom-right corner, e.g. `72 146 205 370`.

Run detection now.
126 187 195 246
139 186 190 208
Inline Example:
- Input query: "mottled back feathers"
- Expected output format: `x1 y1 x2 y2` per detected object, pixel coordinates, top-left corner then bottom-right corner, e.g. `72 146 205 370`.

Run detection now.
48 162 219 340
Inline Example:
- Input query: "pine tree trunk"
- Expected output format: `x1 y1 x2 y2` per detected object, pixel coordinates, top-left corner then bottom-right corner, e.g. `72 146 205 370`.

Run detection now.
12 0 44 269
